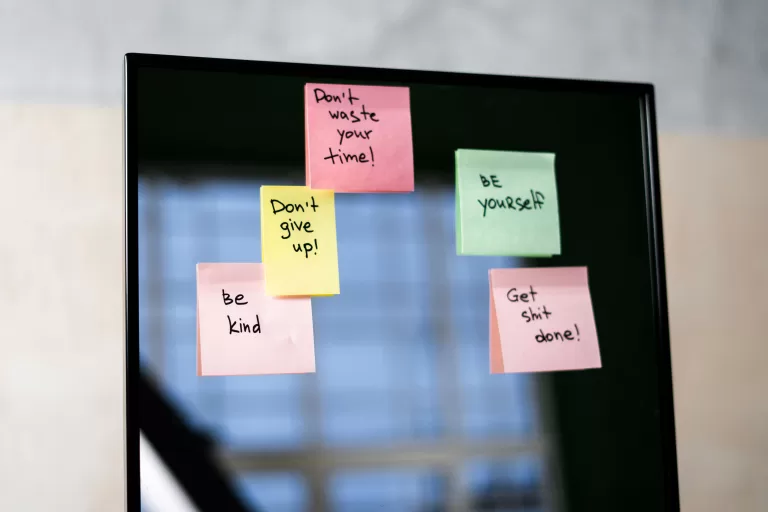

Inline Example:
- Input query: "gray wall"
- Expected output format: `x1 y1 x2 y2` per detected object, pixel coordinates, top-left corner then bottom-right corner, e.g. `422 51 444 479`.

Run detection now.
0 1 766 511
1 0 767 133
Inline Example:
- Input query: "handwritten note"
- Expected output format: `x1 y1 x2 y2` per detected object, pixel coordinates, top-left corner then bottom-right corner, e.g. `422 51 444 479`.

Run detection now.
260 186 340 296
305 83 414 193
456 149 560 256
489 267 601 373
196 263 315 376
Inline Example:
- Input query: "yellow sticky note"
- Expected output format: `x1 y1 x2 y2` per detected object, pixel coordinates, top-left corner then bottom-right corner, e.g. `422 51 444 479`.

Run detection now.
260 186 340 296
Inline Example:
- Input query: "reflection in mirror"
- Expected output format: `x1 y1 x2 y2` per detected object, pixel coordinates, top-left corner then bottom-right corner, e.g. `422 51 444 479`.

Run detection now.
138 172 555 511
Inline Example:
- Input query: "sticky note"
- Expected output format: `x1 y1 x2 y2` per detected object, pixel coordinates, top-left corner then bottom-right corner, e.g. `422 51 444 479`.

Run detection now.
260 186 340 296
489 266 601 373
196 263 315 376
456 149 560 256
305 83 414 193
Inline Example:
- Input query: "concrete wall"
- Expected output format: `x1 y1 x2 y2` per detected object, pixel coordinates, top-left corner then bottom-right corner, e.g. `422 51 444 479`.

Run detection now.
0 104 124 511
2 1 767 134
0 1 766 510
660 136 768 511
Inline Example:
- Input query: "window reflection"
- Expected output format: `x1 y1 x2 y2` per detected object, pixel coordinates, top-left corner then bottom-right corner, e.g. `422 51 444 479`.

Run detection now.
139 175 549 511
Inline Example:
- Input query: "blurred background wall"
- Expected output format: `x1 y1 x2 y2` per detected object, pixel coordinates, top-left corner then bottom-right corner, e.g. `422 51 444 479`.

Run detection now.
0 1 765 511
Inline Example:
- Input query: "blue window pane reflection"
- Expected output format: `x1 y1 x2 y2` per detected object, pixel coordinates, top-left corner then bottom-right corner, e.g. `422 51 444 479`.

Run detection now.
331 470 444 511
466 457 544 511
237 473 307 512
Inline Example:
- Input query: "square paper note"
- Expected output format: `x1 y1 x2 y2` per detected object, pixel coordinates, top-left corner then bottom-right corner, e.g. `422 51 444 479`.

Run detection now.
260 185 340 296
196 263 315 376
489 266 601 374
456 149 560 256
305 83 414 193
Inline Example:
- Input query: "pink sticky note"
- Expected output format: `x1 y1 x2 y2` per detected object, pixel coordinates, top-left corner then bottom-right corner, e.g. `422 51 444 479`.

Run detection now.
196 302 202 376
196 263 315 376
305 83 414 193
490 267 602 373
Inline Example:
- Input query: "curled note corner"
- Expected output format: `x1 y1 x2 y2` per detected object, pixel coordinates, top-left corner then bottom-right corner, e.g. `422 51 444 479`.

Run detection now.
276 336 298 349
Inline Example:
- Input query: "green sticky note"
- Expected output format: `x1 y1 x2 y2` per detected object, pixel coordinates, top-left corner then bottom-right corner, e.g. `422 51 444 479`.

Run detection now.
456 149 560 256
